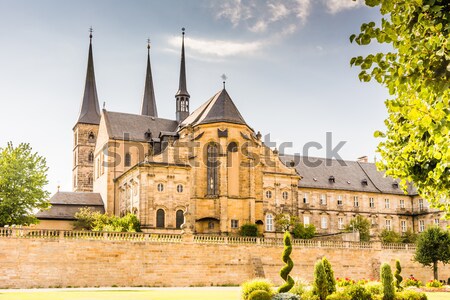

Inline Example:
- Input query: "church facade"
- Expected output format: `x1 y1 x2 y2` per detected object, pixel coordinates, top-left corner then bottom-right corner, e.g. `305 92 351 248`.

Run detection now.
41 30 447 236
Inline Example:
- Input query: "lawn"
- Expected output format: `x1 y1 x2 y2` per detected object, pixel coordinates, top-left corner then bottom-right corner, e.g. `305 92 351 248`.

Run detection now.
0 289 447 300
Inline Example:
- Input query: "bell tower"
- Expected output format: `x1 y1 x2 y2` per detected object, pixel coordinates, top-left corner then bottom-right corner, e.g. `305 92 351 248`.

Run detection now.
73 28 101 192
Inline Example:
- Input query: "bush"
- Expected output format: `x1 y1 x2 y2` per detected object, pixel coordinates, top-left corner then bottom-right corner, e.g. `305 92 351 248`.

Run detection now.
289 279 306 296
395 290 428 300
345 216 371 241
404 276 422 288
272 292 300 300
292 223 316 239
336 277 355 287
248 290 271 300
425 279 443 288
401 229 418 244
313 260 328 300
240 224 258 237
326 292 351 300
241 278 273 300
302 290 320 300
381 263 395 300
380 229 402 243
74 207 141 232
322 257 336 295
394 260 403 291
346 284 372 300
365 281 383 295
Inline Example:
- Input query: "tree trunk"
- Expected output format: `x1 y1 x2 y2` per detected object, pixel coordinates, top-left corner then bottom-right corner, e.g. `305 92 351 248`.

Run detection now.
433 261 438 280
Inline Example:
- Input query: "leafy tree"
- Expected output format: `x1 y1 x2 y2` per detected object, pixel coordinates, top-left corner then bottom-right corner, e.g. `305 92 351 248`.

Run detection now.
381 263 395 300
401 229 418 244
414 226 450 280
292 223 316 239
74 207 141 232
345 215 371 241
278 231 295 293
313 260 328 300
350 0 450 217
394 260 403 291
322 257 336 295
275 214 299 232
0 142 50 226
380 229 402 243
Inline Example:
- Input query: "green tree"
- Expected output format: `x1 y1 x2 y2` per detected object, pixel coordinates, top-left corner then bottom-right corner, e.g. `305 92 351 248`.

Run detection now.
240 223 258 237
313 260 328 300
73 207 141 232
345 216 371 241
0 142 50 226
380 229 402 243
292 223 316 239
414 226 450 280
381 263 395 300
322 257 336 295
278 231 295 293
350 0 450 217
275 214 299 232
394 260 403 291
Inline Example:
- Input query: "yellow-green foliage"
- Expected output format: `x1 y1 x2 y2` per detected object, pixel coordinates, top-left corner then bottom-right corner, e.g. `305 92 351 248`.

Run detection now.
241 279 273 300
278 231 295 293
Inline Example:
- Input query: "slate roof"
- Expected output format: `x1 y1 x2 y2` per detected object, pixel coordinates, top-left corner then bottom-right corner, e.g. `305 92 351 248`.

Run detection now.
181 89 246 127
280 155 417 196
77 37 101 125
36 192 105 220
104 111 179 142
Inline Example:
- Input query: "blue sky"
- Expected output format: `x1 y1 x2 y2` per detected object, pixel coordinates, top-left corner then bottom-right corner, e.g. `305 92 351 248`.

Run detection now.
0 0 390 193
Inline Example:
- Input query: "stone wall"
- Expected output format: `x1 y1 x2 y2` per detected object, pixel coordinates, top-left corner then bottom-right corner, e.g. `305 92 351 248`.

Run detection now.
0 232 448 289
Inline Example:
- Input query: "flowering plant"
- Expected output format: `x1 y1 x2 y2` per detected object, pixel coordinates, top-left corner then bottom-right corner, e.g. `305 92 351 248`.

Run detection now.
425 279 443 288
404 276 422 287
336 277 355 287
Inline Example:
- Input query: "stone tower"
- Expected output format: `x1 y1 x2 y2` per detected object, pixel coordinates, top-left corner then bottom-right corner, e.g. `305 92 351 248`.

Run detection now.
72 30 101 192
175 28 190 123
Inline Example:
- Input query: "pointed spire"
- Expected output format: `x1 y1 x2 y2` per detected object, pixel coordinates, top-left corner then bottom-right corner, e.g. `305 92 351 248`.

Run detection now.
175 28 189 97
77 28 101 125
141 38 158 117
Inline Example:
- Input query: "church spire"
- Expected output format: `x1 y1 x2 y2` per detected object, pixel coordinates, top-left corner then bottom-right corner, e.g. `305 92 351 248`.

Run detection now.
77 28 101 125
175 28 190 123
141 39 158 117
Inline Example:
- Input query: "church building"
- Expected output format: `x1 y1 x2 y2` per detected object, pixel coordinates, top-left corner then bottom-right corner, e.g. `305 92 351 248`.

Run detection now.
37 30 447 236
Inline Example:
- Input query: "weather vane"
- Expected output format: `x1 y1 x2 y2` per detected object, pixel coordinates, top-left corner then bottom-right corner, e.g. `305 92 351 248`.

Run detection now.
89 26 93 39
221 74 228 89
147 38 151 50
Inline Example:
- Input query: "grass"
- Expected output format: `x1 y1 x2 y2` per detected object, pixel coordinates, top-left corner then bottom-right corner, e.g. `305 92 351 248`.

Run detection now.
0 289 241 300
0 289 447 300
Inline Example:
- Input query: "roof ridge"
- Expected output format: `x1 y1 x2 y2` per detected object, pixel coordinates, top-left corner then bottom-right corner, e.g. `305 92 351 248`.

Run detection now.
356 161 382 193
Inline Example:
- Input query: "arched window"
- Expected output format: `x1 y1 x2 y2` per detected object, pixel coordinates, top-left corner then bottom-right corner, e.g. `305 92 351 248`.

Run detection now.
282 191 288 200
177 184 183 193
207 143 219 195
176 210 184 229
88 132 95 142
266 214 274 232
156 209 165 228
157 183 164 192
125 153 131 167
88 151 94 163
265 190 272 199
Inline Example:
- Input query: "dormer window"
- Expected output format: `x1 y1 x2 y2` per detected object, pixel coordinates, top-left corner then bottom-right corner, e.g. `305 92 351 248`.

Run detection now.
392 182 399 189
145 129 152 140
361 179 368 186
329 176 335 183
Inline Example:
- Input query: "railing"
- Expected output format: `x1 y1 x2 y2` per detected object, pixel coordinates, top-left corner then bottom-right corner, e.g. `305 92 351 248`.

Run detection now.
0 227 415 250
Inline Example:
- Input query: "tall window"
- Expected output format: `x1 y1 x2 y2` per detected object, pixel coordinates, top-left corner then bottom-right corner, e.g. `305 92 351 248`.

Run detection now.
399 199 405 209
353 196 359 207
282 191 288 200
401 220 407 232
88 151 94 163
125 153 131 167
369 197 375 208
419 220 425 232
156 209 165 228
320 194 327 205
177 184 183 193
321 216 328 229
385 219 392 231
176 210 184 229
338 217 344 230
231 219 239 229
337 195 343 206
265 190 272 199
303 193 309 204
303 216 310 226
434 218 439 226
385 198 390 209
266 214 273 231
207 143 219 195
418 199 424 210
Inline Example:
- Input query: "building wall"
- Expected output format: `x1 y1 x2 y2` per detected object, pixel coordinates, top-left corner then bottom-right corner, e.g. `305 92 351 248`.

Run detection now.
0 236 449 288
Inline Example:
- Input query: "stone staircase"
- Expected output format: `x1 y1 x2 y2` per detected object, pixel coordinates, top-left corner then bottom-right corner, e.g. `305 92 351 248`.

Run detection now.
251 257 265 278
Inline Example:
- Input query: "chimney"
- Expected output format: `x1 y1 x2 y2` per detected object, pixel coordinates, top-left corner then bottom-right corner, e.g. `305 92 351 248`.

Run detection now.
357 156 368 163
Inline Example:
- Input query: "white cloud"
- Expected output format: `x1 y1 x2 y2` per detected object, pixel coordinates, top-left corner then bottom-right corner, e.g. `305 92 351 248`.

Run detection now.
324 0 364 14
249 20 268 33
167 36 264 58
215 0 254 27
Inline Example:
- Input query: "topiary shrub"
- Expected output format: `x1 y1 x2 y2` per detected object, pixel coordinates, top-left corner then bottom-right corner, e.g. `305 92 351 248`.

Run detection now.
302 290 320 300
278 231 295 293
248 290 271 300
240 224 258 237
395 290 428 300
381 263 395 300
394 260 403 291
241 278 273 300
346 284 372 300
272 292 300 300
313 260 328 300
322 257 336 295
364 281 383 295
